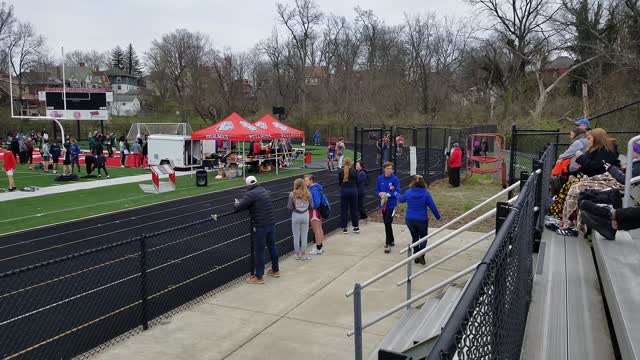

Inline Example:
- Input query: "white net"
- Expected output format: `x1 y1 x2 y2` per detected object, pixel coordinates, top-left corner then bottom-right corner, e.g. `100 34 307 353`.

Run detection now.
126 123 193 140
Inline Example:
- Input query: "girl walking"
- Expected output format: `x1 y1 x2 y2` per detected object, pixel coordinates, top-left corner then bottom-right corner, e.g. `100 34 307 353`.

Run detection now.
396 175 441 265
288 178 312 260
338 157 359 234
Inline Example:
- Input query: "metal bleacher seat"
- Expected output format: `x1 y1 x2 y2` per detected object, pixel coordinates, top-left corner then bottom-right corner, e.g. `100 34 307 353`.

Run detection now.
593 228 640 360
521 230 614 360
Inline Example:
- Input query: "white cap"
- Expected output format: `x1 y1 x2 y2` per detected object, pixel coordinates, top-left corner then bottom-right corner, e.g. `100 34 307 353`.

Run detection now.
245 176 257 186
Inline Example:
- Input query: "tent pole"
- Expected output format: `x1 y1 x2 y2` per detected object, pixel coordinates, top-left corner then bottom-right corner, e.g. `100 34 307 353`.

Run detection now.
276 140 279 175
243 141 245 178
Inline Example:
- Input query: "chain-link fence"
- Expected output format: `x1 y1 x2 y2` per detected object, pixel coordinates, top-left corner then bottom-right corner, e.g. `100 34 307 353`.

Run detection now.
0 166 390 359
427 145 554 360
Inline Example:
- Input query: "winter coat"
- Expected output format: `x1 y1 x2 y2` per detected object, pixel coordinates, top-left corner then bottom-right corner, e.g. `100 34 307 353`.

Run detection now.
234 185 275 226
357 169 368 193
607 159 640 185
448 147 462 168
575 148 620 177
396 187 441 222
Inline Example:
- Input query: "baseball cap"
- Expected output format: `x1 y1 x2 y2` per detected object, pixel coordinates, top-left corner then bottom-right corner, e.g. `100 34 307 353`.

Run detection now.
575 118 590 126
245 176 257 186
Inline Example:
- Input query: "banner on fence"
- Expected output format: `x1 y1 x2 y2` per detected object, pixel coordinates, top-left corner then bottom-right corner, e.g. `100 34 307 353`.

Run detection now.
410 146 417 175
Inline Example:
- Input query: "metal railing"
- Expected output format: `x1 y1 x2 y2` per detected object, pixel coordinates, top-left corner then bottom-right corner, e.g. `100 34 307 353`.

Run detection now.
624 135 640 208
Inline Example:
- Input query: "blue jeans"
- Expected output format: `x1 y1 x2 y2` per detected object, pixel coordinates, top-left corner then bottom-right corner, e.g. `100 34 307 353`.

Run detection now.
406 220 427 254
254 224 279 278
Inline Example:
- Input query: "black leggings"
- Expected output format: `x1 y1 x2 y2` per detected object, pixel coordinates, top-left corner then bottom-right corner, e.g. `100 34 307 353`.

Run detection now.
340 187 359 229
358 191 368 219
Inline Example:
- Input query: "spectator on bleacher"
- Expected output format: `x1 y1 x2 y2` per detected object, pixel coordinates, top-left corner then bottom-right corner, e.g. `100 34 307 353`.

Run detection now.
395 175 441 265
575 118 591 131
554 129 621 235
305 174 325 255
288 178 312 261
377 161 401 253
327 143 336 171
3 144 16 191
234 176 279 284
49 142 61 174
580 198 640 240
70 139 81 173
553 128 588 176
448 142 463 187
132 140 142 168
339 157 359 234
356 161 369 222
41 139 51 173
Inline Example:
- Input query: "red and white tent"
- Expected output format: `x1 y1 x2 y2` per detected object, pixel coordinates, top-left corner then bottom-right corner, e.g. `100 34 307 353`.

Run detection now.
254 114 304 139
191 112 272 141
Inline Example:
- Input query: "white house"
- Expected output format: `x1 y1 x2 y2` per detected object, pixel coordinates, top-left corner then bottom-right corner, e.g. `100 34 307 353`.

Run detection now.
111 93 141 116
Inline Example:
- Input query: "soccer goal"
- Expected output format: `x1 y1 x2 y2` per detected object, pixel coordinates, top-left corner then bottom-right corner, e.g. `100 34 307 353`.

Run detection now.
126 123 192 140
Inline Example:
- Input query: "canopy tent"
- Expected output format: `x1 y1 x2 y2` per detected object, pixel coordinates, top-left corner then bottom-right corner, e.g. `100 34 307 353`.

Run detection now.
191 112 272 141
254 114 305 139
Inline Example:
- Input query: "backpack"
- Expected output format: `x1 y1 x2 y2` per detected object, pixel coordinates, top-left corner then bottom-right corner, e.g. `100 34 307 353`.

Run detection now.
319 193 331 219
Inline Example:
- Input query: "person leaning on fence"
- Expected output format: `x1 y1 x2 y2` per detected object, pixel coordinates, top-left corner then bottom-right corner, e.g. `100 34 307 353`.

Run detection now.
288 178 312 261
356 161 369 221
3 144 16 191
377 161 401 253
305 174 325 255
395 175 441 265
234 176 280 284
339 157 360 234
448 142 462 188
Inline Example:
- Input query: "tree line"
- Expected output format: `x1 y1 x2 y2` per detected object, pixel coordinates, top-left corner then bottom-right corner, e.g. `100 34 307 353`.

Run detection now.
3 0 640 131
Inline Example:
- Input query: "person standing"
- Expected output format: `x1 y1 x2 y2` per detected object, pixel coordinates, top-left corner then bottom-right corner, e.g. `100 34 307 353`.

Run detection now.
234 176 280 284
120 138 130 168
337 138 345 169
25 137 34 165
132 140 142 168
142 137 148 167
396 175 441 265
10 136 19 160
376 161 401 253
106 133 114 158
288 178 312 260
3 145 16 191
448 142 462 187
70 139 81 173
472 141 482 168
18 137 27 164
41 139 51 173
356 161 369 222
313 130 320 146
62 137 71 175
93 140 109 178
338 157 359 234
305 174 325 255
327 143 336 171
49 142 61 174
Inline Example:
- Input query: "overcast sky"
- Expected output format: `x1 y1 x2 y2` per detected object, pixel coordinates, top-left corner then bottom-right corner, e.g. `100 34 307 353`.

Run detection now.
10 0 474 56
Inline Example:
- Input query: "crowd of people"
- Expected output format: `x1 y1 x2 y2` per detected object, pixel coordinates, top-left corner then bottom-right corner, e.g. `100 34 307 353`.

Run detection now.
235 157 441 284
546 119 640 240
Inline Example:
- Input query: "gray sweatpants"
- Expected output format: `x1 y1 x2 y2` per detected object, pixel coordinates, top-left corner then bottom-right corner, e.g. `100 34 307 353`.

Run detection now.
292 211 310 253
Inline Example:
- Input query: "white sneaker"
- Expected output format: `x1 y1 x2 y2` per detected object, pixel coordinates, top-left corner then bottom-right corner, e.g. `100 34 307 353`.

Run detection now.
121 165 125 168
309 248 324 255
52 170 57 174
106 175 110 179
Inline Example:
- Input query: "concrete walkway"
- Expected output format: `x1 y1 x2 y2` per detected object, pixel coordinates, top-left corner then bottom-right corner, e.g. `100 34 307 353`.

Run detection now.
92 223 489 360
0 170 197 202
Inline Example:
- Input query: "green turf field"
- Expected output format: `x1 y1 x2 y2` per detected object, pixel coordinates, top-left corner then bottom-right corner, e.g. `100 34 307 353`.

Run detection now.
0 167 314 234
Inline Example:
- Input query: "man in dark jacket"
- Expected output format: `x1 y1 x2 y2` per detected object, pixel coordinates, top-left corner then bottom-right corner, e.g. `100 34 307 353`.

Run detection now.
234 176 280 284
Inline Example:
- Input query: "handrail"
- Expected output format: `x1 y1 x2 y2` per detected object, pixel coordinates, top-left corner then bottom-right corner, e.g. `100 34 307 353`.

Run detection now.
347 263 478 337
400 180 522 254
397 230 496 286
345 195 518 297
624 135 640 208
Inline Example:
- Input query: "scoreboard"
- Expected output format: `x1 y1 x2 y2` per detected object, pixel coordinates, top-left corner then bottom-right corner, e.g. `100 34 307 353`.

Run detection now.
39 88 113 120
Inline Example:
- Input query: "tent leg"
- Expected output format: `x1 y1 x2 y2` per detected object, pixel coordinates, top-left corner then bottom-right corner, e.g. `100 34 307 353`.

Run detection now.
276 144 279 175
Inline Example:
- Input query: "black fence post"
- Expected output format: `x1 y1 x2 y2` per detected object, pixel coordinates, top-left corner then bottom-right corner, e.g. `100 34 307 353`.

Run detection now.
554 128 560 159
496 202 511 232
425 125 430 182
532 159 543 252
359 127 364 164
520 172 530 191
379 127 384 174
508 125 518 198
139 235 149 331
353 126 358 161
249 220 255 276
391 126 397 167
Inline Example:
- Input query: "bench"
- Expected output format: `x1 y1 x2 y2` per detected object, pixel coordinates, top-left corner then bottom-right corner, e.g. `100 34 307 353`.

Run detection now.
521 230 614 360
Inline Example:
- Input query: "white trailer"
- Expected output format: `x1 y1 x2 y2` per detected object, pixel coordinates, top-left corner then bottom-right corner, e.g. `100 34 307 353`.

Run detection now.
147 134 204 169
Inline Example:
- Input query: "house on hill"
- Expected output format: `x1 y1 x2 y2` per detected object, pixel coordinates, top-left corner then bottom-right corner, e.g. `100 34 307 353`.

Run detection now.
543 56 574 78
105 68 142 116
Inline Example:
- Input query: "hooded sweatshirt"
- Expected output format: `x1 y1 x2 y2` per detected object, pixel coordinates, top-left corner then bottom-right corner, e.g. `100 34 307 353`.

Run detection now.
309 183 324 209
396 188 441 222
357 169 368 193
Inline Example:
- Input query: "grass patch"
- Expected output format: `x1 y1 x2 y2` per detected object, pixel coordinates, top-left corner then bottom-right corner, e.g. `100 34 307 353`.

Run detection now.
370 172 505 233
0 167 314 235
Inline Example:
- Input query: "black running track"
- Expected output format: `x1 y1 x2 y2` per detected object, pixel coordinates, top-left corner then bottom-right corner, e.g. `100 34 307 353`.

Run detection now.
0 148 444 360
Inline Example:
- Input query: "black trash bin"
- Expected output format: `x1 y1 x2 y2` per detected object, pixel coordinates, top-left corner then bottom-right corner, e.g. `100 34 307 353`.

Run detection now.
196 170 208 187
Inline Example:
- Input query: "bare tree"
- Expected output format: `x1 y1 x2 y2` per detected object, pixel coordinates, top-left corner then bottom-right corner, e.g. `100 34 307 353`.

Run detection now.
276 0 323 120
7 22 45 112
65 49 110 70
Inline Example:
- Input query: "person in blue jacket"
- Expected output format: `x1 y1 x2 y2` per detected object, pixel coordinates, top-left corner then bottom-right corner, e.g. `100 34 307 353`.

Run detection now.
376 161 401 253
356 160 368 221
396 175 441 265
305 174 325 255
313 130 320 146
